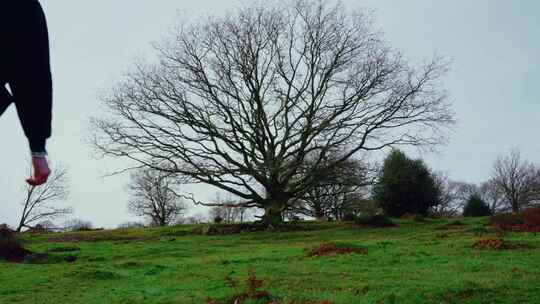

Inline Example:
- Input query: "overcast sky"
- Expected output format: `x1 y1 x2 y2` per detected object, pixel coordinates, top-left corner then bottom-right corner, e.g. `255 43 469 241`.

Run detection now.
1 0 539 228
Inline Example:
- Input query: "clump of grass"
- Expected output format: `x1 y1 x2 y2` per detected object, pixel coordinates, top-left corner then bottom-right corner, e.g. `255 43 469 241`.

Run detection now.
144 265 167 276
46 246 80 253
118 261 142 268
206 270 333 304
24 253 77 264
466 226 491 236
413 214 427 222
70 269 121 280
206 271 273 304
436 220 466 230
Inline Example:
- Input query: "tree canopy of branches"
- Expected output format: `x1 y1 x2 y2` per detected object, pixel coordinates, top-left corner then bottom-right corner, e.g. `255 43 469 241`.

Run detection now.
92 0 453 226
373 150 440 217
290 154 374 220
17 165 71 232
432 174 513 216
208 194 251 223
127 168 187 226
478 180 507 213
491 149 540 213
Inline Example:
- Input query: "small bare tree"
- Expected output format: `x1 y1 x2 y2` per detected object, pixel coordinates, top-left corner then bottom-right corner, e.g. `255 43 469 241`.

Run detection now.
290 154 374 220
127 168 187 226
17 165 71 232
92 0 454 225
491 149 540 213
209 194 251 223
185 213 208 225
431 173 482 217
63 219 94 232
479 179 507 213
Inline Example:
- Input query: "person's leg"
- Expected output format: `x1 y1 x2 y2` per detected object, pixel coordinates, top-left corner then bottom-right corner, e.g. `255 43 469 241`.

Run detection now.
0 85 12 116
8 0 52 153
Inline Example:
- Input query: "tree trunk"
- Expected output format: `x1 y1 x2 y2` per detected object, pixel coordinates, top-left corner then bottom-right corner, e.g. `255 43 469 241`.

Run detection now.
261 206 283 227
314 206 325 220
260 189 289 227
16 217 26 233
511 195 520 213
511 201 520 213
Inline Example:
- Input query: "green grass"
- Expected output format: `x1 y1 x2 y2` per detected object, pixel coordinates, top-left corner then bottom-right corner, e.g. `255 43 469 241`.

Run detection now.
1 218 539 303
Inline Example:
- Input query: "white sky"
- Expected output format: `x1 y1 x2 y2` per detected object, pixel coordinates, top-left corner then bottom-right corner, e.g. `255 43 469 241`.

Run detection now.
1 0 539 228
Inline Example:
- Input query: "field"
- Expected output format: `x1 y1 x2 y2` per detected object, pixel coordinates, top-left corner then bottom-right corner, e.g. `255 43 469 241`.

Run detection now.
1 218 539 304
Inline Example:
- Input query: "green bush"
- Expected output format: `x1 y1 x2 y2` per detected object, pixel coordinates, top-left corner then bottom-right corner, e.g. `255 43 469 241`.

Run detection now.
463 194 492 217
355 214 396 227
373 150 440 217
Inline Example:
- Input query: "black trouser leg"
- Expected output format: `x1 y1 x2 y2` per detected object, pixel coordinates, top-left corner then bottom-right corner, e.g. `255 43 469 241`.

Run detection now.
0 86 13 116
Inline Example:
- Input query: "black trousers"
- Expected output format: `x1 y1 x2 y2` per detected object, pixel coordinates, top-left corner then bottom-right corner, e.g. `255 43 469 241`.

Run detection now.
0 0 52 152
0 86 12 116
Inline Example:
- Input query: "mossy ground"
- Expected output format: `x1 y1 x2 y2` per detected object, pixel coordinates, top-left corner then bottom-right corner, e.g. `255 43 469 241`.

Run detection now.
1 218 539 303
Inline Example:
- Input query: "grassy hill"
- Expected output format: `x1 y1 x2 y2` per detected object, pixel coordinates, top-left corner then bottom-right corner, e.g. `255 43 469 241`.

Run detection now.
1 218 539 304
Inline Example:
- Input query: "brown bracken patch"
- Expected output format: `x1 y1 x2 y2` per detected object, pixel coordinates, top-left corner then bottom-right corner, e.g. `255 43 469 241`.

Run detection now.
0 226 32 263
308 242 367 257
472 238 531 250
523 208 540 226
473 238 507 250
205 271 333 304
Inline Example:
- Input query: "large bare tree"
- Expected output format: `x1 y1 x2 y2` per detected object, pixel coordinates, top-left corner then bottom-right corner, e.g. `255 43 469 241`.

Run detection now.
17 165 71 232
127 168 187 226
491 149 540 213
92 0 454 225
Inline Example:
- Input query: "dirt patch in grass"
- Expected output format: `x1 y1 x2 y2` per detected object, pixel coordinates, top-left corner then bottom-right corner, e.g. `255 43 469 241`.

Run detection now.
0 227 32 263
428 286 499 304
472 238 533 250
307 242 367 257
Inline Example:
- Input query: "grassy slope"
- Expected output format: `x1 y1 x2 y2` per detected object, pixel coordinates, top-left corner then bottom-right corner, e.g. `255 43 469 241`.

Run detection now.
1 218 539 304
